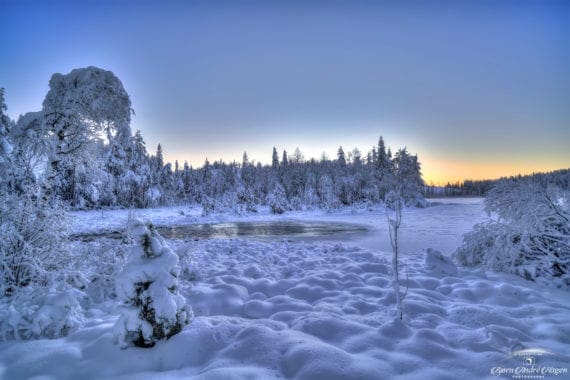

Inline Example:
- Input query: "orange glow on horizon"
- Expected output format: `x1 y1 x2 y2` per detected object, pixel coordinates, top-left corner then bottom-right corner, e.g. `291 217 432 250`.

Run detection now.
421 158 569 186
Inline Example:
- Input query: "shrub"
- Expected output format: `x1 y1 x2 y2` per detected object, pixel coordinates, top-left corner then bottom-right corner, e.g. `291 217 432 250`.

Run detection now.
455 179 569 287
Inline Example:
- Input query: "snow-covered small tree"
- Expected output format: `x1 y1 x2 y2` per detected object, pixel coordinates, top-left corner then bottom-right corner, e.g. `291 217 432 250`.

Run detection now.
384 148 423 320
237 185 257 213
267 185 288 214
316 175 335 209
114 219 192 348
385 189 405 320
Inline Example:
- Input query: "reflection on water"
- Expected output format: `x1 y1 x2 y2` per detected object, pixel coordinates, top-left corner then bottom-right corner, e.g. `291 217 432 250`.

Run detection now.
71 221 369 242
157 221 368 240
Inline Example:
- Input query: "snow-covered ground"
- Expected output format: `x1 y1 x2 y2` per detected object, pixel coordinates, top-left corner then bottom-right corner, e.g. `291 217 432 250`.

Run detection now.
1 199 569 379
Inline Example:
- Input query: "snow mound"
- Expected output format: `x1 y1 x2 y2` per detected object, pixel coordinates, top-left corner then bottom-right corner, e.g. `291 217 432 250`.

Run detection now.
1 238 568 379
424 248 458 276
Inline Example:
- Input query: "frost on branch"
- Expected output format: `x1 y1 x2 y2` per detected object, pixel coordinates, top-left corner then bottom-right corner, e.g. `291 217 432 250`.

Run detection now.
455 179 569 287
114 219 192 348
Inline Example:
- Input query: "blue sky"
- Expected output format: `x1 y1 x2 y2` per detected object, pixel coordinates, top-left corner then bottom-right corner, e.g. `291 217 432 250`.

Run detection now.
1 0 568 183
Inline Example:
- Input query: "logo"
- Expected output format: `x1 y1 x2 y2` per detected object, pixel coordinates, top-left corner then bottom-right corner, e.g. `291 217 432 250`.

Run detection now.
490 347 568 379
524 357 535 366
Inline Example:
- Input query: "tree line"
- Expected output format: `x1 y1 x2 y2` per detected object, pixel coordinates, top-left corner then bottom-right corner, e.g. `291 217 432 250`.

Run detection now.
423 169 570 198
1 67 424 213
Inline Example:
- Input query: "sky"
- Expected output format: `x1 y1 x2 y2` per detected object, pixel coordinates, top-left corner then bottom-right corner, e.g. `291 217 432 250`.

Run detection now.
1 0 569 184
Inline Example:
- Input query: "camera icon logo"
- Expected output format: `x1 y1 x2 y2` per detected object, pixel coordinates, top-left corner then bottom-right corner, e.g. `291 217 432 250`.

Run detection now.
524 357 535 366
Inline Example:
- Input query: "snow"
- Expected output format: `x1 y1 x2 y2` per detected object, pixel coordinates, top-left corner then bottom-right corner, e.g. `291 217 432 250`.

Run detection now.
1 198 569 379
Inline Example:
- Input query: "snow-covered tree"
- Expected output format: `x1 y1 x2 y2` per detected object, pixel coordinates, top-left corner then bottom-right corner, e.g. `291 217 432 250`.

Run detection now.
385 188 405 320
9 112 48 193
292 147 304 164
272 147 279 169
0 88 13 190
281 150 288 167
42 67 132 203
317 175 336 208
114 219 192 348
125 130 152 207
0 90 86 340
455 179 569 286
237 185 257 213
337 146 346 166
267 185 288 214
389 148 424 206
383 147 423 320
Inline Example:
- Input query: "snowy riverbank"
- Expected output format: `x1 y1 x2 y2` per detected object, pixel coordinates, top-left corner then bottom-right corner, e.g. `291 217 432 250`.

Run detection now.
1 199 568 379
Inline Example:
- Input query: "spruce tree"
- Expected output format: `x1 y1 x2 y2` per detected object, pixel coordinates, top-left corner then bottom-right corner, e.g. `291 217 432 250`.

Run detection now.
115 219 192 348
337 146 346 166
272 147 279 169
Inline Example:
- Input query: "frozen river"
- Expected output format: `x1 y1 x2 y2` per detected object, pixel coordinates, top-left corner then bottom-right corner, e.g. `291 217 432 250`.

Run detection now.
71 197 487 255
157 221 369 240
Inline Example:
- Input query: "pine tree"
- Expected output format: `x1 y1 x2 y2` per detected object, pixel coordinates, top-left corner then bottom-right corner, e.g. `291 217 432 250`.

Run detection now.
377 137 388 170
272 147 279 169
156 144 164 169
114 219 192 348
337 146 346 166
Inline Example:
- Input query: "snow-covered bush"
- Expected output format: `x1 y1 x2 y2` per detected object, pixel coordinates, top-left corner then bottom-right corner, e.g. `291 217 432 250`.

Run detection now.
201 191 256 216
0 286 85 340
267 186 289 214
0 191 88 340
303 187 319 210
289 196 303 211
237 186 257 213
317 175 338 209
0 192 70 296
145 186 162 207
114 219 192 348
455 179 570 286
202 195 217 216
77 241 128 304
